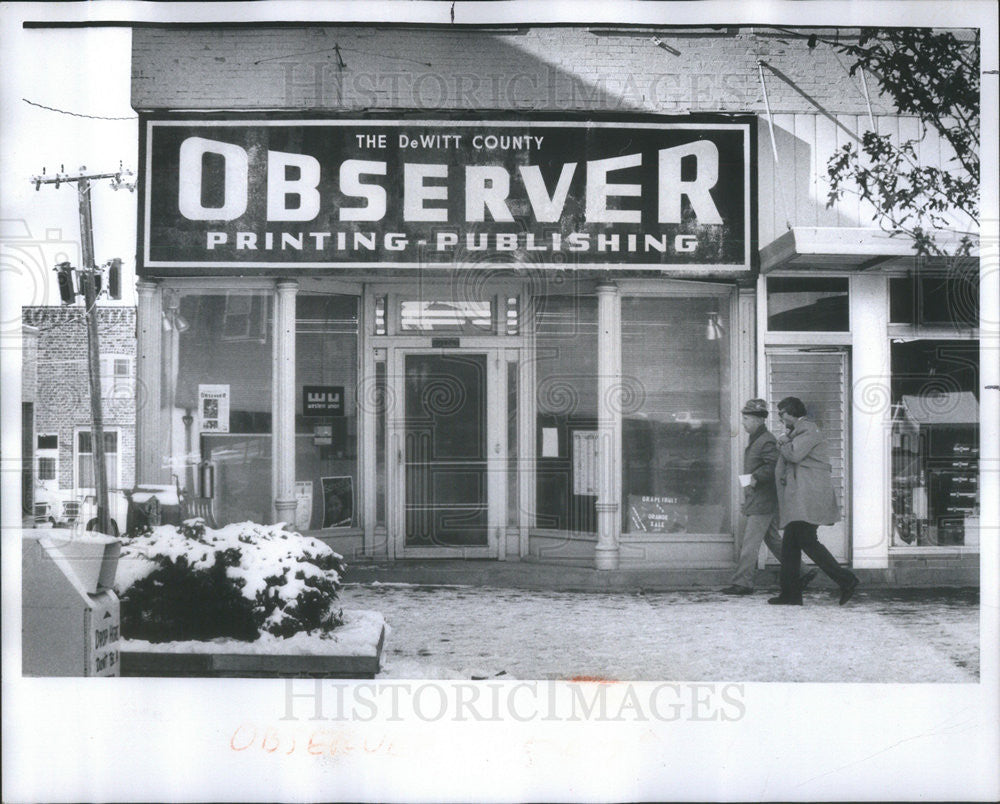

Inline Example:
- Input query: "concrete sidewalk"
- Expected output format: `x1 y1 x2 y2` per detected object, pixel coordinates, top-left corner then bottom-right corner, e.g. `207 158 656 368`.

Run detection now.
339 583 979 682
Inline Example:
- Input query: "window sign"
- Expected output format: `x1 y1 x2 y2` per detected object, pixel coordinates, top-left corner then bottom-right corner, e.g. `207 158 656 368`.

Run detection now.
627 495 690 533
572 431 599 496
198 384 230 432
294 481 313 532
143 118 752 272
303 385 344 417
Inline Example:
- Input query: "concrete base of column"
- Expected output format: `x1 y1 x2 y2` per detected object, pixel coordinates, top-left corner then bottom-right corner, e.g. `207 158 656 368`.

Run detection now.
274 497 297 527
594 544 620 571
595 501 620 570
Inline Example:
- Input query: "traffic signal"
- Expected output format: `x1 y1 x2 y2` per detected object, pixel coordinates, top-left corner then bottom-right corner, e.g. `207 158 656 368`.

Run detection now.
78 270 101 299
107 258 122 300
54 262 76 304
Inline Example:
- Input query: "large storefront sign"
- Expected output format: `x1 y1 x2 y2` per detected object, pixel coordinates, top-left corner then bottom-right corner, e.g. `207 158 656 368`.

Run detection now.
142 118 752 272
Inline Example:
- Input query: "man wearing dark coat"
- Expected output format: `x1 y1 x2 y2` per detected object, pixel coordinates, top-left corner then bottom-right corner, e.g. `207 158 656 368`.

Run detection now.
721 399 817 595
769 396 860 606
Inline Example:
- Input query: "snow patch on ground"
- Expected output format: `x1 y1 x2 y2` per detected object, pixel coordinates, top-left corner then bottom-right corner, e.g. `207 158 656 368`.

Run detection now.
121 609 385 656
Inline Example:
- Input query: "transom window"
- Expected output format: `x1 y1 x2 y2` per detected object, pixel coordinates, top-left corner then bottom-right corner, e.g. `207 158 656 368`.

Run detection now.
399 299 494 333
766 277 849 331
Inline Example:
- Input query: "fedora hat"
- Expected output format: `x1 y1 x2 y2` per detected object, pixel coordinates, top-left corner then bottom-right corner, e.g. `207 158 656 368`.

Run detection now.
741 398 769 417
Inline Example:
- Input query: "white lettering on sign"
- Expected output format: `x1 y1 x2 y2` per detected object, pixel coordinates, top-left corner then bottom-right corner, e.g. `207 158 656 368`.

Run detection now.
178 137 249 221
658 141 723 224
585 153 643 224
339 159 387 221
266 150 321 222
176 137 725 226
307 391 341 406
465 166 514 222
518 163 577 222
403 162 449 222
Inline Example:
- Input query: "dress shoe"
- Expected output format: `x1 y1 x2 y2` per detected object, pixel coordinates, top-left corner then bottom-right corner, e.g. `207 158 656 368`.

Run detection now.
838 575 859 605
800 568 819 591
721 585 753 596
767 595 803 605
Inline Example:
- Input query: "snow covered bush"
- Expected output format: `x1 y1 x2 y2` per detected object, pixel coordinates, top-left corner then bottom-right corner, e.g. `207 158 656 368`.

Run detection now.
115 519 346 642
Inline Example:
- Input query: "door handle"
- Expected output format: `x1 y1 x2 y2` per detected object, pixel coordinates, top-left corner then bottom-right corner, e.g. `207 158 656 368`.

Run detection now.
494 443 501 454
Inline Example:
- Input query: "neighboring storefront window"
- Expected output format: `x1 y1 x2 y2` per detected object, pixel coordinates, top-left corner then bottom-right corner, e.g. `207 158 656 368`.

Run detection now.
767 277 849 331
534 294 598 532
295 294 359 531
890 341 979 547
162 290 274 526
621 295 732 535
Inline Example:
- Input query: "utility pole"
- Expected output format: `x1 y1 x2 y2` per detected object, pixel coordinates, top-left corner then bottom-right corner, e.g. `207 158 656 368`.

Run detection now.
31 165 135 536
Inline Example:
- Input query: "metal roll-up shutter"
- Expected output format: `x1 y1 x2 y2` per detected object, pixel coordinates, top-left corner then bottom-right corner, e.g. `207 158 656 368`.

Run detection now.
766 348 850 562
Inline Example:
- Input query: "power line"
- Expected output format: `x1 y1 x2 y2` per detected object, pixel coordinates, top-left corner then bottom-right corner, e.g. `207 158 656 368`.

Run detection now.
21 98 136 121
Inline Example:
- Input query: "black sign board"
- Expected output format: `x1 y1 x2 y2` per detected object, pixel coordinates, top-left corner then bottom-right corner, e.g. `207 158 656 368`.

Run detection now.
303 385 344 417
142 117 752 272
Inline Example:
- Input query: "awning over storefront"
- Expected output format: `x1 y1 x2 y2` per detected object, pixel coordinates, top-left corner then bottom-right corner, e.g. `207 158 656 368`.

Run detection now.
759 227 978 272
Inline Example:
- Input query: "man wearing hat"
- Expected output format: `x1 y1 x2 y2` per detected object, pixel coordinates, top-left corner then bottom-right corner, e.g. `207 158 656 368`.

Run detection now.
721 398 817 595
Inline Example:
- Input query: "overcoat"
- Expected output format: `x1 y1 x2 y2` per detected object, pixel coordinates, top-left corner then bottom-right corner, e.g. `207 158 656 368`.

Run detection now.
775 418 840 528
742 425 779 515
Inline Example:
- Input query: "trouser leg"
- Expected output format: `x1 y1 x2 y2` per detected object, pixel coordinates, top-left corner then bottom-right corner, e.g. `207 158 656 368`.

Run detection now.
797 523 854 585
731 513 773 589
779 522 803 599
761 514 783 563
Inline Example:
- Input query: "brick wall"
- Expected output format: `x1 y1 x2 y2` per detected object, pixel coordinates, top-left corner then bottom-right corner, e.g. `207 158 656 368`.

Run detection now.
132 26 912 115
22 326 38 403
22 306 137 492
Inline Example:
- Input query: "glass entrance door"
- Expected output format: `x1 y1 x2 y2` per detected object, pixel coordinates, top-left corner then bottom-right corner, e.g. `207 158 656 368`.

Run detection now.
392 350 503 557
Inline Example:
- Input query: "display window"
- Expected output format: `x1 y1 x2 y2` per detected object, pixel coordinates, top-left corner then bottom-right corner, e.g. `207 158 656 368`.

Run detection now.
621 295 733 536
161 290 274 526
890 340 979 547
534 294 598 532
294 293 360 531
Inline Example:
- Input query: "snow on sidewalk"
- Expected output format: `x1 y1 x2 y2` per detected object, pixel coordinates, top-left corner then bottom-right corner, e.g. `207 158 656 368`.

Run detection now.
338 585 978 683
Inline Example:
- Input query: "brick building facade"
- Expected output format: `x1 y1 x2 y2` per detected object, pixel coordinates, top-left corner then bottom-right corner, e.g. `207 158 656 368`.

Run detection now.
22 305 137 528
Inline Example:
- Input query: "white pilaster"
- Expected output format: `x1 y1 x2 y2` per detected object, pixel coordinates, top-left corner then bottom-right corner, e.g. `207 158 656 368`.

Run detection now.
136 280 163 483
273 281 297 525
595 282 621 570
851 273 890 569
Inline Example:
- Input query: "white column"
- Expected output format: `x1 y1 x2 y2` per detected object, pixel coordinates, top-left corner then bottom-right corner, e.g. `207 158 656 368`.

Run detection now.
851 274 890 569
595 282 621 570
273 280 297 525
136 280 163 483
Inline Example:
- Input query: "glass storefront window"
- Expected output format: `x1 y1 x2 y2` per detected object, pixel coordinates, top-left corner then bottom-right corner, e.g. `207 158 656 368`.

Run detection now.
767 277 849 331
621 295 732 535
534 294 598 532
890 341 979 547
295 294 359 530
163 291 273 526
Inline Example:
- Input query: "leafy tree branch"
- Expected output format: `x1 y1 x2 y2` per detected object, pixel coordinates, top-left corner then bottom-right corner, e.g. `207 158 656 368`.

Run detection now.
824 28 980 257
